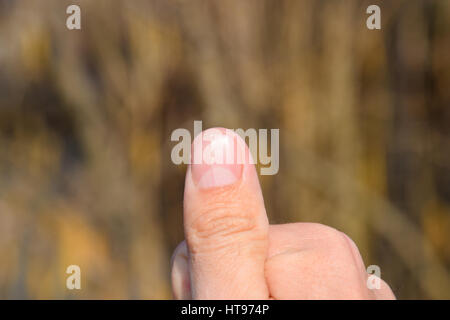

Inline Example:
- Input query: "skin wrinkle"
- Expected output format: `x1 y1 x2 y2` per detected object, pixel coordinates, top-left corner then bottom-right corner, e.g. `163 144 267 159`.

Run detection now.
190 234 265 258
187 212 264 254
266 247 311 261
188 199 255 233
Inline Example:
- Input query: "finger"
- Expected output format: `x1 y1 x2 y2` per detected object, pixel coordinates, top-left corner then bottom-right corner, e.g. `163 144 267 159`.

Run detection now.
183 128 269 299
266 223 372 299
170 241 192 300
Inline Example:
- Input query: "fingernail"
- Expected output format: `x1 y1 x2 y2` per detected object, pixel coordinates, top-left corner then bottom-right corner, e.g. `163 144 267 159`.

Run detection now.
191 128 243 189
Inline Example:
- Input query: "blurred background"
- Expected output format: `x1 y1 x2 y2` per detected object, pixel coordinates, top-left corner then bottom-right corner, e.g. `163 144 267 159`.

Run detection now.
0 0 449 299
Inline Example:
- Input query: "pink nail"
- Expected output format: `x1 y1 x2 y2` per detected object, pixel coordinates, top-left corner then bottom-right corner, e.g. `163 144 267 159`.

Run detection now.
191 128 243 189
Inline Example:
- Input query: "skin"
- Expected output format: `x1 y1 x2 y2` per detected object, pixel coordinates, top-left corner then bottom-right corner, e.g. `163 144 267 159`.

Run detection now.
170 128 395 300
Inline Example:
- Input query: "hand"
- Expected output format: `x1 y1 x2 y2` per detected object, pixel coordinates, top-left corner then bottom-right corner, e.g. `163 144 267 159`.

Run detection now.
170 128 395 299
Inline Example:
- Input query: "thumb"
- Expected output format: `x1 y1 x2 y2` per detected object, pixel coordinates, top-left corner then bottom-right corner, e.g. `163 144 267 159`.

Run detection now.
183 128 269 299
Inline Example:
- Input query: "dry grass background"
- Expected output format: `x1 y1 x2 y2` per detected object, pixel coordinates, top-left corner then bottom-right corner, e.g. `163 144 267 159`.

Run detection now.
0 0 449 299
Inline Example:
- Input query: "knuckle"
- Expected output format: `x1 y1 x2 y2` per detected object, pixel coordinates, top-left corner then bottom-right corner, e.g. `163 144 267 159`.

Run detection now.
187 206 262 253
302 223 353 255
300 223 349 243
191 207 256 238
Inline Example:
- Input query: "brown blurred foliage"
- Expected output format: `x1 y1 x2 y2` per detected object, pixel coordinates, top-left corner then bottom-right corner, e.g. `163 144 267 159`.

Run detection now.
0 0 449 299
